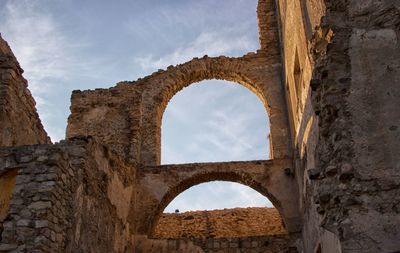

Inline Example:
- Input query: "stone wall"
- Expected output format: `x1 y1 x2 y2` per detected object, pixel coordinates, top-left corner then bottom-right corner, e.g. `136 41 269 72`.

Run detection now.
67 88 140 165
134 234 297 253
191 235 297 253
309 1 400 252
257 0 281 61
154 207 287 239
276 0 400 252
134 236 204 253
0 137 137 252
0 35 50 147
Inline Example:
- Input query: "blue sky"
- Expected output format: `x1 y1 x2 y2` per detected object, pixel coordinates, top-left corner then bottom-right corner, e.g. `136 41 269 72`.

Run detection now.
0 0 273 212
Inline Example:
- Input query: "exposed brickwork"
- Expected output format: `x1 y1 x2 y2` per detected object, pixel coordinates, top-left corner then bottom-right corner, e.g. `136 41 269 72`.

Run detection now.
134 234 297 253
258 0 281 60
191 235 297 253
154 207 287 239
0 170 17 223
0 35 50 147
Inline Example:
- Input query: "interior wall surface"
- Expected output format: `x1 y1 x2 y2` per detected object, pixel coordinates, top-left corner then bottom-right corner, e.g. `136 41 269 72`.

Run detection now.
0 138 137 253
312 1 400 252
276 0 400 252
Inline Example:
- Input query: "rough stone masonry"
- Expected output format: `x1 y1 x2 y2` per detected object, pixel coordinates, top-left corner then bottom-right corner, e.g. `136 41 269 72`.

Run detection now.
0 0 399 252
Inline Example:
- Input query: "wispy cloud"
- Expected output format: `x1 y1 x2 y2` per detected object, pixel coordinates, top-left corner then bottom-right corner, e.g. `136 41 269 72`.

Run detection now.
0 0 83 141
0 0 111 141
134 31 256 72
0 0 81 94
161 80 269 164
229 183 272 207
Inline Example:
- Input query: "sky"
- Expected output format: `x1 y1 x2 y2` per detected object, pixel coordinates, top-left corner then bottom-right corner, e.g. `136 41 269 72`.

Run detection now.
0 0 274 212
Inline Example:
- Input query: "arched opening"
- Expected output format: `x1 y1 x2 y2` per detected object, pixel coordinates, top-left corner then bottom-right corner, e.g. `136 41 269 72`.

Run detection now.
161 79 270 164
152 180 287 239
139 56 291 166
156 79 281 239
140 165 294 237
151 79 287 239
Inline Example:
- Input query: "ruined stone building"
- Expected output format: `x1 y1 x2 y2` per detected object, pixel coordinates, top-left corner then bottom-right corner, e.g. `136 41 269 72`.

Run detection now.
0 0 399 252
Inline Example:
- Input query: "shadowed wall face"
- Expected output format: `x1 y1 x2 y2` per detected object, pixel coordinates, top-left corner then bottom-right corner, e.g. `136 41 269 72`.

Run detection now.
0 169 17 223
278 0 400 252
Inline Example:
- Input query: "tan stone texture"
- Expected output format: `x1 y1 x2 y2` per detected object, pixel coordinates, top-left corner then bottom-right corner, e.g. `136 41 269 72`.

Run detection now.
154 207 287 239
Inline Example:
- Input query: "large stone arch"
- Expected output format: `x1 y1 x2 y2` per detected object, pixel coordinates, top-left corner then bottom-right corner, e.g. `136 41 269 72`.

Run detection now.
134 159 301 235
138 54 291 166
66 0 290 166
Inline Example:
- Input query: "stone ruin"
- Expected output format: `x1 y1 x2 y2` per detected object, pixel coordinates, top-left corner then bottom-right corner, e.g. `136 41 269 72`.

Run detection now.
0 0 399 252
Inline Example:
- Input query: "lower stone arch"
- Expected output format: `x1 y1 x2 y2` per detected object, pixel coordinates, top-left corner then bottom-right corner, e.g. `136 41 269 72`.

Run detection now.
147 170 285 238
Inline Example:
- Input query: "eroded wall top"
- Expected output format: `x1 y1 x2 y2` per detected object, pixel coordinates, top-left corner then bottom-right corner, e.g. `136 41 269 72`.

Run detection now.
0 34 50 147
